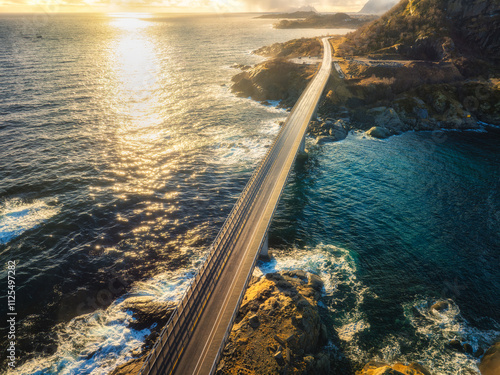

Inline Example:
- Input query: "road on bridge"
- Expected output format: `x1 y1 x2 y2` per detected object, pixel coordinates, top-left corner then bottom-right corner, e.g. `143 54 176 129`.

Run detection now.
141 37 332 375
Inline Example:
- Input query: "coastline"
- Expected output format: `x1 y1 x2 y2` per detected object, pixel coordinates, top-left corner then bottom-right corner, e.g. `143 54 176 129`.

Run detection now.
111 30 500 375
230 36 500 143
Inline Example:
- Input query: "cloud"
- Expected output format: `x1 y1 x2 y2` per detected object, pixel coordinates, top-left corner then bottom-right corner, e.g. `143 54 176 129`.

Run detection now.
0 0 384 13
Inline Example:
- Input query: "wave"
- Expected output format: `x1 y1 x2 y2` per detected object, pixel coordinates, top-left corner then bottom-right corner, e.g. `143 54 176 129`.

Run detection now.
257 243 499 375
0 198 60 245
12 251 206 375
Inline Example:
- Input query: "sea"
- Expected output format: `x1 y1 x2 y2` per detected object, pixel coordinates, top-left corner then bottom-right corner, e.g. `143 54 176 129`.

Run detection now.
0 12 499 375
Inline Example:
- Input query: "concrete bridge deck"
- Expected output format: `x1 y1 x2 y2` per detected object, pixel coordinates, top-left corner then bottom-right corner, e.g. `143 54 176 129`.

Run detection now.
140 37 332 375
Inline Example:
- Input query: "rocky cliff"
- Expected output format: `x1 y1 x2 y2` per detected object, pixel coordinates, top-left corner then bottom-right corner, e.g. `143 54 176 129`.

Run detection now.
339 0 500 64
216 271 351 375
231 58 316 108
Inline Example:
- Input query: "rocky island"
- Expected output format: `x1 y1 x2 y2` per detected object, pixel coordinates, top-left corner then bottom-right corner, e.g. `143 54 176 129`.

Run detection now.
232 0 500 141
272 13 377 30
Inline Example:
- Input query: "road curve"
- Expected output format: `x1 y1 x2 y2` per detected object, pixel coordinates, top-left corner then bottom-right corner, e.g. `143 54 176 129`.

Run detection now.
140 37 332 375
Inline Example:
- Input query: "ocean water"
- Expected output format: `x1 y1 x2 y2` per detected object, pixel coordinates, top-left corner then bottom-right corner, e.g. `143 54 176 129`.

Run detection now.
0 13 499 375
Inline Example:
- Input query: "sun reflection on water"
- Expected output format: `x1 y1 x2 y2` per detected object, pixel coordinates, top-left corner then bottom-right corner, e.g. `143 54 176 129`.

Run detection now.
104 13 169 199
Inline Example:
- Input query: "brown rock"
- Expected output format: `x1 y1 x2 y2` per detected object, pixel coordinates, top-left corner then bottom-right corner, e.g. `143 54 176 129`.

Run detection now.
479 342 500 375
110 357 144 375
449 339 464 352
431 301 449 312
357 361 432 375
216 271 328 375
367 126 391 139
463 343 473 354
248 314 260 329
307 273 324 291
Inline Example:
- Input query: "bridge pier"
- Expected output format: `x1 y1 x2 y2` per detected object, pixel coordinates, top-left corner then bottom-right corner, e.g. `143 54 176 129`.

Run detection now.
260 234 269 257
298 136 306 153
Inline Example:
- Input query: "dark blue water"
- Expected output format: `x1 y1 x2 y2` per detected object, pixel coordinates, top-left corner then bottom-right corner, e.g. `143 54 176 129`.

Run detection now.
264 127 500 373
0 13 498 375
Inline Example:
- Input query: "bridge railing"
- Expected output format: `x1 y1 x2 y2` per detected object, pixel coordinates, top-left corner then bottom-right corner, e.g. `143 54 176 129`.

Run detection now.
139 37 332 375
139 113 290 375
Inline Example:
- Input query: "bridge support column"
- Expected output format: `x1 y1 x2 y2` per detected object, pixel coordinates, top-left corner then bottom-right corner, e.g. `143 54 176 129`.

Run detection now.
260 234 269 257
299 136 306 154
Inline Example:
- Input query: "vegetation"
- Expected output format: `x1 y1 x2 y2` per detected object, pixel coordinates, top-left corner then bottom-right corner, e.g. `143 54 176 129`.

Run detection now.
253 38 322 58
273 13 377 29
337 0 451 60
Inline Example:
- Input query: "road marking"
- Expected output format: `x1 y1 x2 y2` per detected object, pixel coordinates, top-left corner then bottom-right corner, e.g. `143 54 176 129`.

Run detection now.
157 38 333 375
168 347 184 375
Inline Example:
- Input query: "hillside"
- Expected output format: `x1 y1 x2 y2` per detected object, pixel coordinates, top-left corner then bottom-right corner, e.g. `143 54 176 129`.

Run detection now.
338 0 500 66
274 13 377 29
359 0 399 14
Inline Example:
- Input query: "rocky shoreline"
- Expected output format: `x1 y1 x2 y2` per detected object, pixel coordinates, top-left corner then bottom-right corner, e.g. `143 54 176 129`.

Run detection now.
230 35 500 142
108 270 499 375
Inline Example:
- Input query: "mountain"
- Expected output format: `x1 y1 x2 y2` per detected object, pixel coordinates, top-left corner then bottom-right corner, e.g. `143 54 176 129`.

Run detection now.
359 0 399 14
339 0 500 65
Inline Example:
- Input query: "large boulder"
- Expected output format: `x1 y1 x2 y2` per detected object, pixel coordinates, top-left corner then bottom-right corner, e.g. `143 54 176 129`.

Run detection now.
122 296 175 331
328 119 349 141
479 342 500 375
356 361 431 375
216 271 333 375
369 107 406 132
366 126 391 139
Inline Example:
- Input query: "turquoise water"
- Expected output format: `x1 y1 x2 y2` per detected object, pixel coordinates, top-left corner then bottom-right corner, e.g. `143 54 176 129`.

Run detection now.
265 128 500 373
0 13 498 375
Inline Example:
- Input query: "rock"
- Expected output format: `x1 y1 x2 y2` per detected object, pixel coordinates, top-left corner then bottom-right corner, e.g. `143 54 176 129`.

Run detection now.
449 339 464 352
307 273 324 291
356 361 432 375
315 136 336 144
231 58 315 106
328 119 349 141
216 271 335 375
370 107 405 132
110 357 145 375
431 301 449 312
284 270 307 281
366 126 391 139
479 342 500 375
248 314 260 328
122 296 175 331
475 347 485 358
463 343 473 354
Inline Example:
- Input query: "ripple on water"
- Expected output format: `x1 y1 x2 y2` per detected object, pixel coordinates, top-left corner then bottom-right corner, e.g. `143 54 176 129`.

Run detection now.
0 197 60 245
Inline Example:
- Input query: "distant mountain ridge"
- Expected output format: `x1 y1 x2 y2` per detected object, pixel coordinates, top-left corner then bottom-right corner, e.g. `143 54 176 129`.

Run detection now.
359 0 399 14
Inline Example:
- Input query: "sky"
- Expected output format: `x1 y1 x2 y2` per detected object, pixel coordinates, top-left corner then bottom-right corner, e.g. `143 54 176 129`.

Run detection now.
0 0 381 14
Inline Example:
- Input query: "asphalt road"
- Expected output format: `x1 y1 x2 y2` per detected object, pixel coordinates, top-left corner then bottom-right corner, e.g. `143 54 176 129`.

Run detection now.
147 37 332 375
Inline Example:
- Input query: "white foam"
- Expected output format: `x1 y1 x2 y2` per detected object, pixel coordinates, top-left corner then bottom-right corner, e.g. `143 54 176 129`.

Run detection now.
208 119 281 169
257 244 499 375
256 243 372 323
371 298 500 375
0 197 60 244
12 251 207 375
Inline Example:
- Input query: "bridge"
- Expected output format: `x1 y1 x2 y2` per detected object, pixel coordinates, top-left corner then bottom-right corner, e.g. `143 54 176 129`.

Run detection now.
139 37 333 375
